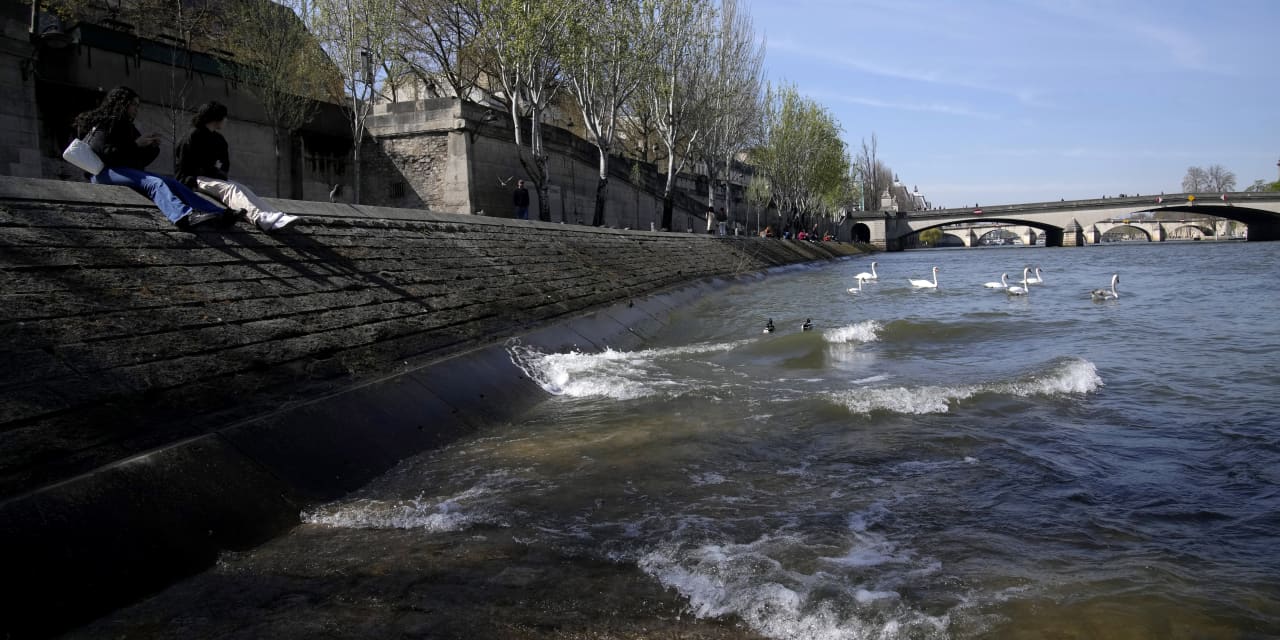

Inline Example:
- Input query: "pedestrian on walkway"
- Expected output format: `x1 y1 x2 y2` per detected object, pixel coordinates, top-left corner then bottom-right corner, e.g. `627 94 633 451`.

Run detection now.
176 101 299 232
513 180 530 219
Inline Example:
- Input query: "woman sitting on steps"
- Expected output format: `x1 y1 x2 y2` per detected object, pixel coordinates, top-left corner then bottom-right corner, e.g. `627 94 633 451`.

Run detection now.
176 101 299 232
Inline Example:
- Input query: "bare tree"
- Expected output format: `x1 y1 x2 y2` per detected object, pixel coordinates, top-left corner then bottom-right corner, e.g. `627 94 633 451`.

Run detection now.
639 0 715 231
1181 166 1209 192
393 0 484 101
561 0 652 226
223 0 334 197
690 0 765 232
310 0 398 204
472 0 574 222
854 134 894 212
1204 164 1237 192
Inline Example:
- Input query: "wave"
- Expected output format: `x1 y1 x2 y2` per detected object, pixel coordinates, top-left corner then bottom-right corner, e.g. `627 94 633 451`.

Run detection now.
829 358 1103 415
877 318 1069 344
822 320 882 344
507 339 747 399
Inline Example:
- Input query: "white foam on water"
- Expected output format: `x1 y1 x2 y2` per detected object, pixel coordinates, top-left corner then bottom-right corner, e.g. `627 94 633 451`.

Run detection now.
506 340 747 399
638 530 951 640
829 358 1103 415
689 471 728 486
823 320 882 344
996 358 1104 396
302 473 518 532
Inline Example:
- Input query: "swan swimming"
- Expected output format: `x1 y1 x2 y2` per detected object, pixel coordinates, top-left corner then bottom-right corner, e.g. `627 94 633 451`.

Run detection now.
1091 274 1120 300
1007 267 1030 296
909 266 940 289
1024 266 1044 285
855 261 879 281
983 273 1009 289
848 278 865 294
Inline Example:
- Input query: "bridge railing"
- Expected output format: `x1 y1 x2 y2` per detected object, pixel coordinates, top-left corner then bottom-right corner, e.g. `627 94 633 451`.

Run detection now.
909 191 1280 219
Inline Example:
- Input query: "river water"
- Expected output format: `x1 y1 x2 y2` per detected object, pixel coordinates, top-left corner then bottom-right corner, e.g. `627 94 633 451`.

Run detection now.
75 240 1280 639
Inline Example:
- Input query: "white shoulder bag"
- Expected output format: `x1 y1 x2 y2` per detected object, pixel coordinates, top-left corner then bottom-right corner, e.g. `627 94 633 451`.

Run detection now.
62 127 105 175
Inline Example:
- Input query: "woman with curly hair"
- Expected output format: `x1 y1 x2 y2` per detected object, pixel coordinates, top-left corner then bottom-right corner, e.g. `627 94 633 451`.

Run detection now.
176 101 299 232
74 86 235 228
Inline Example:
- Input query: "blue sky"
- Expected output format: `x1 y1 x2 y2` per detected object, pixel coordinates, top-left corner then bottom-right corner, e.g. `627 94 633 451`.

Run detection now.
752 0 1279 208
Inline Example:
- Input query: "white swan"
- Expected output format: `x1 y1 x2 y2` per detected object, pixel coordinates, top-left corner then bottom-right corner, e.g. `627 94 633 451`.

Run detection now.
1024 266 1044 285
855 261 879 281
909 266 940 289
847 278 865 294
1091 274 1120 300
983 273 1009 289
1007 267 1030 296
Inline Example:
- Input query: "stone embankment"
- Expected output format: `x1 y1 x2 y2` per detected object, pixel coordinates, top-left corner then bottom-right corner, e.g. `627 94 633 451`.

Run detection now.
0 175 866 636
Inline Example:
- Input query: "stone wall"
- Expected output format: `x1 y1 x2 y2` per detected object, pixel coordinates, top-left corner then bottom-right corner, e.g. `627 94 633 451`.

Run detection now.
0 5 44 179
0 175 866 636
360 130 451 210
0 11 351 202
362 99 749 231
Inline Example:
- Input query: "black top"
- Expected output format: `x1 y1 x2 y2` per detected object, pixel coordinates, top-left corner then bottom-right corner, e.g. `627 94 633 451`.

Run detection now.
175 127 230 187
513 186 530 207
83 117 159 171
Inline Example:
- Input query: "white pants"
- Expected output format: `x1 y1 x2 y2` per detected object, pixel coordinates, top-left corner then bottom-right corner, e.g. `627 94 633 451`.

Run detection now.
195 177 282 225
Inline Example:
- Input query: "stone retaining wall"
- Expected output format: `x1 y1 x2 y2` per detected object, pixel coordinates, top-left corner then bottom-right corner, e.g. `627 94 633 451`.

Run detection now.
0 176 867 637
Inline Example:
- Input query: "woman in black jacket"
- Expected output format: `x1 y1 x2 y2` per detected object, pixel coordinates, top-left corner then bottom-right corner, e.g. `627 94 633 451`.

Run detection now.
74 86 234 228
176 101 298 232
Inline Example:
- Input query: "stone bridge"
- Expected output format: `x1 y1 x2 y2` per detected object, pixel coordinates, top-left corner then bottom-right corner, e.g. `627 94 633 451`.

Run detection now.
936 219 1234 247
845 192 1280 250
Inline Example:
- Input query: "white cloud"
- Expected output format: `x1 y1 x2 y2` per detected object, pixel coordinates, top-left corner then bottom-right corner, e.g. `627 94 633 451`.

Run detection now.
810 91 998 119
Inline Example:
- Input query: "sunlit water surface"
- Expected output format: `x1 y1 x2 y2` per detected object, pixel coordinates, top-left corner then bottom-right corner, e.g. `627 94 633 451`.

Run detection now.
96 241 1280 638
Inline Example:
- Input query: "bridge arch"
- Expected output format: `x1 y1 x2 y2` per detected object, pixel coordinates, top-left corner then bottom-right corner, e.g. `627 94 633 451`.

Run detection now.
850 222 871 244
1101 224 1152 242
1168 223 1214 240
975 228 1024 246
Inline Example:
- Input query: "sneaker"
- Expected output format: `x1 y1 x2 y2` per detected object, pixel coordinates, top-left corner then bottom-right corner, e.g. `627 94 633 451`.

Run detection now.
269 213 300 231
256 210 283 231
176 210 221 229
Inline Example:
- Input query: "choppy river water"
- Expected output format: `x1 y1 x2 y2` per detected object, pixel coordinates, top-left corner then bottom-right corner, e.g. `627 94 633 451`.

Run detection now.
74 240 1280 639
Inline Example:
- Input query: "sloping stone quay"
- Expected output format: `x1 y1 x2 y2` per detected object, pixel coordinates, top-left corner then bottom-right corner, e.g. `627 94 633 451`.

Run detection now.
0 175 867 637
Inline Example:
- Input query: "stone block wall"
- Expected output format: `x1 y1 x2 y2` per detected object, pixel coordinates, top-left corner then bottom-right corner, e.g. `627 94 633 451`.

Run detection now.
0 176 862 503
0 10 43 179
360 130 450 210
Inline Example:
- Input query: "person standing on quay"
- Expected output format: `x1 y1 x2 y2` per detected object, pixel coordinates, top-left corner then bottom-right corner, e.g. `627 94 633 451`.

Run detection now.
705 206 716 234
176 101 299 232
513 179 530 219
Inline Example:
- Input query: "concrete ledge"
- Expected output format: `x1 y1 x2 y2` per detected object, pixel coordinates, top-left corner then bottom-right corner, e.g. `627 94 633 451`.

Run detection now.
0 434 299 637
